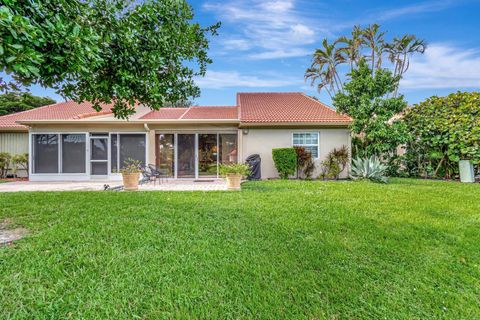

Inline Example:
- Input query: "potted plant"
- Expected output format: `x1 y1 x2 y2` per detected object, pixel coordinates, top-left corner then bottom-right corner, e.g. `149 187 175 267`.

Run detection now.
119 158 142 191
219 163 251 190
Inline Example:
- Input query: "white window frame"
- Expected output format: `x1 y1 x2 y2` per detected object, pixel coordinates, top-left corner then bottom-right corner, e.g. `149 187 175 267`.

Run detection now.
30 132 88 175
292 132 320 159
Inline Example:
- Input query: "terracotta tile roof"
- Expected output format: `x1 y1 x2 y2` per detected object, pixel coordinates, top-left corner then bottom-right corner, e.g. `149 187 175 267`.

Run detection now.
181 106 238 119
0 93 351 131
237 92 351 123
140 106 238 120
140 108 188 119
0 100 112 131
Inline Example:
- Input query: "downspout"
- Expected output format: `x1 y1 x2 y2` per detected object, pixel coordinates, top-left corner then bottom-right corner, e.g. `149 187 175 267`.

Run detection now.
143 123 150 131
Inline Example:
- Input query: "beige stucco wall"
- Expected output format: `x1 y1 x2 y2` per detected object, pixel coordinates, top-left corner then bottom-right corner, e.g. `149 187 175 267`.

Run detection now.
240 128 351 179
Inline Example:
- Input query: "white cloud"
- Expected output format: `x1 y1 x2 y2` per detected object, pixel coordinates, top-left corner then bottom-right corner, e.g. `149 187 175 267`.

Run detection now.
378 0 456 21
248 48 311 60
204 0 324 60
259 0 294 12
196 70 297 89
222 39 252 51
402 44 480 89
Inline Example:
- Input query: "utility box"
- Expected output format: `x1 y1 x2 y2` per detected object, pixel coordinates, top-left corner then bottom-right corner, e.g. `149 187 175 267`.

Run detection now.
459 160 475 183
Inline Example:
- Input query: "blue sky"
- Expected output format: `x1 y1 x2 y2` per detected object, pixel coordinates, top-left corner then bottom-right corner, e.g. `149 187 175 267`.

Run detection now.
12 0 480 106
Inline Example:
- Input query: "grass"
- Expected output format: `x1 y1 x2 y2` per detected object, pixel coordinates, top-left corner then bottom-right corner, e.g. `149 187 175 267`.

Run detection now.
0 178 479 319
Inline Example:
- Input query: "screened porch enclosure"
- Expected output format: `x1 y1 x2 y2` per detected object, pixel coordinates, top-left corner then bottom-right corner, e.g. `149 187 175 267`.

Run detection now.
31 132 146 178
155 133 238 179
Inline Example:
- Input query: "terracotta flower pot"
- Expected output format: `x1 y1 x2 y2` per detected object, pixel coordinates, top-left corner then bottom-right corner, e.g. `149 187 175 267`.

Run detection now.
122 172 140 191
225 174 242 190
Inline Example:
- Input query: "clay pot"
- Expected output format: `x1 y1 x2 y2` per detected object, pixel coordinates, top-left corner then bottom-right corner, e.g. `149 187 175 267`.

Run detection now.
225 174 242 190
122 172 140 191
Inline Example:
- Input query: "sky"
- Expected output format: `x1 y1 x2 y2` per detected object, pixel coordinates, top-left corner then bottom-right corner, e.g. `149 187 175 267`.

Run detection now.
9 0 480 106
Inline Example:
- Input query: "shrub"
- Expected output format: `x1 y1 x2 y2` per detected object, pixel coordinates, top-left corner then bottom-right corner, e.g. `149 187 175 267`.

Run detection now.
319 146 349 180
272 148 297 179
294 146 315 179
0 152 12 178
11 153 28 178
403 91 480 179
350 156 388 183
219 163 251 177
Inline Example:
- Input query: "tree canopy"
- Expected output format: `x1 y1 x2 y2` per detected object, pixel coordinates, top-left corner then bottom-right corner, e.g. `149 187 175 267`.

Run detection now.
402 91 480 178
0 92 55 116
0 0 219 118
305 24 426 99
333 60 409 157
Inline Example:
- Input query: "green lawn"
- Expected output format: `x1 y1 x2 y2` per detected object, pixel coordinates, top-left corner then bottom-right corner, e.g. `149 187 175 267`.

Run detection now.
0 179 479 319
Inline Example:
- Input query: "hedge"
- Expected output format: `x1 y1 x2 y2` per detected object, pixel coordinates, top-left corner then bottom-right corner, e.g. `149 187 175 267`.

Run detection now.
272 148 297 179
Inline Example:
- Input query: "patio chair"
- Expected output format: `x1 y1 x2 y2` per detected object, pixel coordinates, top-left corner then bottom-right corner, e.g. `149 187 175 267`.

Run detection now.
140 165 157 186
148 164 169 184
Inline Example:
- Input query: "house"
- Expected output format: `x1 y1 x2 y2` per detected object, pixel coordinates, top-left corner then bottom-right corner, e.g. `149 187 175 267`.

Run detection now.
0 92 352 181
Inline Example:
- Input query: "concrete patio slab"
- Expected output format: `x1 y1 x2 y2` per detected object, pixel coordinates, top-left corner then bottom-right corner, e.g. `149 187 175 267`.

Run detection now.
0 180 228 192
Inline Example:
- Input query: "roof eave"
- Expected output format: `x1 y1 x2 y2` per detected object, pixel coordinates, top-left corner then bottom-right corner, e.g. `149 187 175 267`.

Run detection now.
0 126 28 132
16 119 241 125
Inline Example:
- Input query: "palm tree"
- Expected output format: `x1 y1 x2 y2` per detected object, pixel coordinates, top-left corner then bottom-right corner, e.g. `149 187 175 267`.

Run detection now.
385 35 427 96
305 38 345 96
362 24 385 74
337 25 365 72
304 67 334 99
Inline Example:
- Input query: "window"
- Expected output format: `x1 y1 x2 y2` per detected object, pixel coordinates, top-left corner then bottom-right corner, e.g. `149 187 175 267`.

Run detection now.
33 134 59 173
219 134 237 164
293 132 319 158
62 134 86 173
120 134 146 168
155 134 175 177
33 133 87 174
110 133 146 172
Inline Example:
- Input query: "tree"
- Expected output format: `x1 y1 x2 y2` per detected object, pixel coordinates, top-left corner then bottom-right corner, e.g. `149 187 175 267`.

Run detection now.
305 39 345 99
305 24 426 98
361 23 385 74
385 35 426 97
403 92 480 179
337 25 365 72
0 92 55 116
0 0 219 118
333 60 409 157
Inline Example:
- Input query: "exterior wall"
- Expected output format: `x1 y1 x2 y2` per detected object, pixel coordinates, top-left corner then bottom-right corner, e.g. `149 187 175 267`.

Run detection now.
240 127 351 179
0 132 29 177
23 123 351 181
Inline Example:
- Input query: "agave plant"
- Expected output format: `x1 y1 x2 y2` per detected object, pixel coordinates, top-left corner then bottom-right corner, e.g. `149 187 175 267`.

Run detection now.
350 156 388 183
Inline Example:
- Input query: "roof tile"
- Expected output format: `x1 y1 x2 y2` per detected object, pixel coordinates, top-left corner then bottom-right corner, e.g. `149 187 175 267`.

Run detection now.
0 100 112 130
181 106 238 119
140 108 188 120
237 92 351 123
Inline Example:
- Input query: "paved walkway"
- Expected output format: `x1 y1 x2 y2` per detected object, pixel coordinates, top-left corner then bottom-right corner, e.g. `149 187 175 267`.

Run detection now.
0 180 228 192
